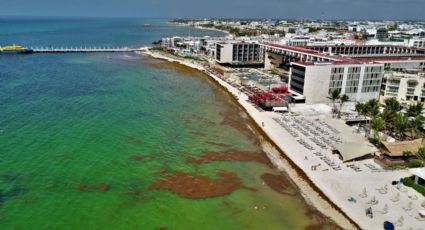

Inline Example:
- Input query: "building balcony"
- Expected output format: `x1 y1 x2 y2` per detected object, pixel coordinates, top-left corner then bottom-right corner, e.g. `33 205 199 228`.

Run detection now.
387 90 399 94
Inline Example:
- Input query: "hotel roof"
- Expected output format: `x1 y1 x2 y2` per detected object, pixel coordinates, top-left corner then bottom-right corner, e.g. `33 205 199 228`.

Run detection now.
353 56 425 62
263 42 425 67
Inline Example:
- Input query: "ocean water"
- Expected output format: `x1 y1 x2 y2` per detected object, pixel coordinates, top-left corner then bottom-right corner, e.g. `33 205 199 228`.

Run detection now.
0 18 337 229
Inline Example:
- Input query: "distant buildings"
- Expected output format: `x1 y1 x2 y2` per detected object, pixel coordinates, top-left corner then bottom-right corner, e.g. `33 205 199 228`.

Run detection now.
376 28 388 41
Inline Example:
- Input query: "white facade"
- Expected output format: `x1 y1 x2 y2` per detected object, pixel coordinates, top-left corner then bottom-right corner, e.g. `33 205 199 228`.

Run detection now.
406 38 425 48
381 72 425 105
161 37 183 49
290 62 384 104
215 42 263 65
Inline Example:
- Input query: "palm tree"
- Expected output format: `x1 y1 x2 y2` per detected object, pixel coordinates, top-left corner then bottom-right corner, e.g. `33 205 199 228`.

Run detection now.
416 146 425 166
380 108 395 133
338 94 349 118
355 102 365 116
384 97 401 113
369 116 385 139
328 89 340 118
365 99 381 117
393 113 409 140
406 102 424 117
409 115 425 138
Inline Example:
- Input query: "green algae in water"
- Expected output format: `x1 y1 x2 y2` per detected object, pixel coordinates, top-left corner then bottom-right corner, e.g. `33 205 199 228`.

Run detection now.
0 53 338 229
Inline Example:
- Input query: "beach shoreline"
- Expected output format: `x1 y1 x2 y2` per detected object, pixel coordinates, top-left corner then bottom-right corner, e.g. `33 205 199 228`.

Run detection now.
167 21 231 36
143 49 359 229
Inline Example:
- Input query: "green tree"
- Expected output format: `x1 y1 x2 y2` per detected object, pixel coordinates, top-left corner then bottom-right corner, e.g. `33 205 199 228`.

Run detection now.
416 146 425 166
380 108 396 133
328 89 340 118
384 97 401 112
409 115 425 138
355 102 365 117
369 116 385 138
338 94 349 118
394 113 409 140
406 102 424 117
365 99 381 117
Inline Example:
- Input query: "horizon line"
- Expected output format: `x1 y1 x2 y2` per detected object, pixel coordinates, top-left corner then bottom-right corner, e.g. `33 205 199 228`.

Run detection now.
1 15 424 22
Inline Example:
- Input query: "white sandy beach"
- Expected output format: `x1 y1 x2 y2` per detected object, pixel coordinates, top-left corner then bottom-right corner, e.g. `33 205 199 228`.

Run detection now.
144 50 425 230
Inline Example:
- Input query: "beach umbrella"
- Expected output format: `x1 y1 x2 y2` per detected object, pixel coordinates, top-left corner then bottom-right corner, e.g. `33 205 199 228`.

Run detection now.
383 221 394 230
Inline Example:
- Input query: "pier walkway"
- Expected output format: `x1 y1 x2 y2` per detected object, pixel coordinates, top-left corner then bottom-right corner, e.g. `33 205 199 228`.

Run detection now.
31 46 149 53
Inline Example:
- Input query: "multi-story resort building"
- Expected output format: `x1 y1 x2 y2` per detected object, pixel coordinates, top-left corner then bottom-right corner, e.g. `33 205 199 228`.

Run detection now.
160 34 425 105
262 43 425 104
215 42 264 66
381 71 425 105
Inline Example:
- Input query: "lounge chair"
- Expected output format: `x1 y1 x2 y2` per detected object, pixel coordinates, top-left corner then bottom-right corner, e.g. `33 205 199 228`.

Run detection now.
390 193 400 202
380 204 388 214
395 216 404 227
367 196 378 205
408 194 418 200
377 185 388 194
402 202 412 211
414 214 425 221
359 188 368 198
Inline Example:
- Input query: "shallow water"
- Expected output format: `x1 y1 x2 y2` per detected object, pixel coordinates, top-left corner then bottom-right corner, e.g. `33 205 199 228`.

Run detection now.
0 18 338 229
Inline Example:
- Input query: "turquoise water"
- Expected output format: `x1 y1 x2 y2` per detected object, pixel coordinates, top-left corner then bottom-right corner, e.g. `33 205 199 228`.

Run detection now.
0 18 337 229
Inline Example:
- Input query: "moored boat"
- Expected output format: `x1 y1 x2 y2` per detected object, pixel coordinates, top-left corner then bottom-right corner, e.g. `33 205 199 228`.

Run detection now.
0 45 33 54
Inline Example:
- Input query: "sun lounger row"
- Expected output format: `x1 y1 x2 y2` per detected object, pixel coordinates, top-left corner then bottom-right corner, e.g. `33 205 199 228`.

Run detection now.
364 163 379 171
273 118 299 138
297 139 314 150
309 137 328 149
347 164 362 172
319 156 341 170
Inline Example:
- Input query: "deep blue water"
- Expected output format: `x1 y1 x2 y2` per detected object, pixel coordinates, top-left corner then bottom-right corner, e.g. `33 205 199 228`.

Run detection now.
0 17 223 48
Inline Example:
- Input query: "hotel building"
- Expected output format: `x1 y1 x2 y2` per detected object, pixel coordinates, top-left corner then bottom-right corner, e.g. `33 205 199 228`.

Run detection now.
381 71 425 105
215 42 263 66
263 43 425 104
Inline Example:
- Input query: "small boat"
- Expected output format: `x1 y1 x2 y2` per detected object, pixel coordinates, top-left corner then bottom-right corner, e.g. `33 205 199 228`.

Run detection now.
143 23 151 27
0 44 33 54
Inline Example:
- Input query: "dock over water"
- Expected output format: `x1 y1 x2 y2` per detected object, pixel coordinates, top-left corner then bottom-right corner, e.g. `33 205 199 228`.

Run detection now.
31 46 149 53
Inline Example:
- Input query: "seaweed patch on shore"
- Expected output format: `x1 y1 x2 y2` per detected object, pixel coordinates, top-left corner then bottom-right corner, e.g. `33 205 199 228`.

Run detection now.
186 150 272 167
304 207 344 230
204 141 231 147
260 173 297 196
149 170 255 199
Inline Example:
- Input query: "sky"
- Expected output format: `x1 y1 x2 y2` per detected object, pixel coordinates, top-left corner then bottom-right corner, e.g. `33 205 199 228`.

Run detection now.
1 0 424 20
